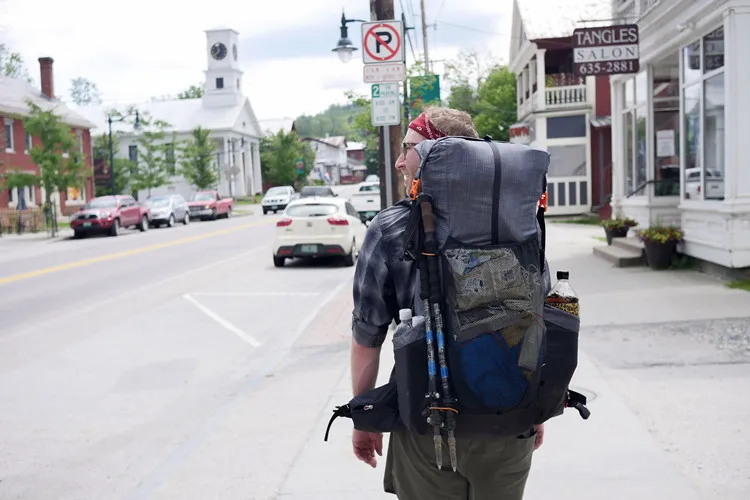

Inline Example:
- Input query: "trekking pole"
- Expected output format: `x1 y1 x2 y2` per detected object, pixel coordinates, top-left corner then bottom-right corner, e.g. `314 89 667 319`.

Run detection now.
418 228 445 470
419 194 459 472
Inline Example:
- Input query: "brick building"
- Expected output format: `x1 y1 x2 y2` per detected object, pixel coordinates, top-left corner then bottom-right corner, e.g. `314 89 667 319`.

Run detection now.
0 57 96 215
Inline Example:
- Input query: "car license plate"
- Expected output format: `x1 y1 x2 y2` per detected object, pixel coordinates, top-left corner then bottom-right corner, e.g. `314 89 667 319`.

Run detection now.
300 245 318 254
83 222 92 227
272 205 279 210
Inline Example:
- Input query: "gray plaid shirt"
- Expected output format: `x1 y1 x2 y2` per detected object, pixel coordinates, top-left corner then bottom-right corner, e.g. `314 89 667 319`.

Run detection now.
351 200 416 348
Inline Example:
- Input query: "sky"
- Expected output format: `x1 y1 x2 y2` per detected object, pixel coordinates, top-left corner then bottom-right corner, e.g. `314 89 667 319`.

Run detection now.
1 0 514 121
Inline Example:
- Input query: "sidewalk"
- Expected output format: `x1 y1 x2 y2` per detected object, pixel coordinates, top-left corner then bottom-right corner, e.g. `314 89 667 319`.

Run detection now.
278 222 750 499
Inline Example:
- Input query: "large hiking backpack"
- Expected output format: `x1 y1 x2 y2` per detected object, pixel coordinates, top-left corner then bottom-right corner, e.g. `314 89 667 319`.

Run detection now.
394 136 589 470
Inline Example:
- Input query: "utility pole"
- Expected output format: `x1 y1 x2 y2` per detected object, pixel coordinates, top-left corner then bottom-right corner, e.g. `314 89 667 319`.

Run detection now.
420 0 430 74
371 0 405 204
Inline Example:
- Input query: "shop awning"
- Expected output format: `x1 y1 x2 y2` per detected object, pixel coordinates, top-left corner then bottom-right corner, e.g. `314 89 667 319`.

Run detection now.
590 116 612 128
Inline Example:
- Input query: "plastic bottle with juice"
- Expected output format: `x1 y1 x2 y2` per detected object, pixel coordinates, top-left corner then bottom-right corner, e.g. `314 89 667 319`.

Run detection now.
545 271 580 317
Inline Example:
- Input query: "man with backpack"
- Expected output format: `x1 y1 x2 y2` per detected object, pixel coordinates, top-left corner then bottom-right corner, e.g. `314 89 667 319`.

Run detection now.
350 106 551 499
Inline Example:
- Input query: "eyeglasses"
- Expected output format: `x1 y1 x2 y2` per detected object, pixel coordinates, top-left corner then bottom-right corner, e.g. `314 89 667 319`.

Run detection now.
400 142 419 157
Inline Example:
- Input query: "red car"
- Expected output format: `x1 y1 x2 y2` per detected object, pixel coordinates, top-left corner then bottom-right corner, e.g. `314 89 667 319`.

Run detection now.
187 190 234 221
70 195 151 238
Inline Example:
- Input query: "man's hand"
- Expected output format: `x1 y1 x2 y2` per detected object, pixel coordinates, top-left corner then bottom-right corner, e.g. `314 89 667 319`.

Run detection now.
533 424 544 451
353 429 383 468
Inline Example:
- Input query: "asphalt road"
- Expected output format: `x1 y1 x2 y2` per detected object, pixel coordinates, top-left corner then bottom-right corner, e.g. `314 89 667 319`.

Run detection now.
0 203 365 499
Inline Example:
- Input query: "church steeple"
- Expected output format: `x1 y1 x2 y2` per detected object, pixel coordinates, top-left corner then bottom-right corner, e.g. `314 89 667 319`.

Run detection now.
202 28 244 108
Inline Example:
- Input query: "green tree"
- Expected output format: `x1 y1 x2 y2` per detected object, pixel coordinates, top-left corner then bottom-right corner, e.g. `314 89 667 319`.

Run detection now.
0 100 90 236
444 49 500 118
92 133 131 196
295 103 363 138
473 66 518 142
0 44 31 81
259 130 315 189
344 90 379 175
69 77 101 105
130 112 174 198
180 126 217 189
177 84 204 99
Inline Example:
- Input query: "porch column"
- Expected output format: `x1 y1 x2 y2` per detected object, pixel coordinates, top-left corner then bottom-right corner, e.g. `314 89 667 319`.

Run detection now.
252 141 262 195
610 79 625 217
724 3 750 201
536 49 547 111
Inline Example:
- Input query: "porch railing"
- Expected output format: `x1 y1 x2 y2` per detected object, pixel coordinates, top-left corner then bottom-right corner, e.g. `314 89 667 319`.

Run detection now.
545 85 588 107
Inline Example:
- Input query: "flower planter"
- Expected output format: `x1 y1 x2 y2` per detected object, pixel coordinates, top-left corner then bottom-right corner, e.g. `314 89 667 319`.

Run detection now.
604 226 629 246
643 240 677 270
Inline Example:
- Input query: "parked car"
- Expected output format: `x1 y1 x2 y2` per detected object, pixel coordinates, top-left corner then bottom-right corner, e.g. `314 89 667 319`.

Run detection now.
299 185 337 198
262 185 296 214
70 195 151 238
350 181 381 221
187 190 234 220
145 194 190 227
272 196 367 268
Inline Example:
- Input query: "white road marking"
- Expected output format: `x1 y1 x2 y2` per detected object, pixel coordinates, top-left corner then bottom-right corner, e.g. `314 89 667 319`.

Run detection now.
182 294 262 347
0 246 268 344
191 292 320 297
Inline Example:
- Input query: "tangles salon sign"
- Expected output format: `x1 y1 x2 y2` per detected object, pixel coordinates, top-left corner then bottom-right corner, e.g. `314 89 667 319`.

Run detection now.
573 24 640 77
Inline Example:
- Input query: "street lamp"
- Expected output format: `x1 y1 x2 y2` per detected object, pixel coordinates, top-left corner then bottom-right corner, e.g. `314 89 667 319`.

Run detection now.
331 11 367 64
107 110 140 195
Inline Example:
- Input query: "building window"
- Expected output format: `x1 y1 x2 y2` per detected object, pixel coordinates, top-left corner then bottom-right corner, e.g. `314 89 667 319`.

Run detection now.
216 77 224 89
681 25 725 201
622 70 649 196
653 58 680 196
547 145 587 177
128 144 138 163
76 130 84 154
4 119 13 152
66 186 85 204
24 132 32 153
165 143 176 174
547 115 586 139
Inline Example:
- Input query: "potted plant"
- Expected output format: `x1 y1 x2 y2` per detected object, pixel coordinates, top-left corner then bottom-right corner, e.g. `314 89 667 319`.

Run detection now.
601 217 638 245
637 225 684 270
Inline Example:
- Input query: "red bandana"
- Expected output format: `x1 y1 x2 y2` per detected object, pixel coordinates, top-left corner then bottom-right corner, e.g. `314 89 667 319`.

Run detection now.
408 112 447 140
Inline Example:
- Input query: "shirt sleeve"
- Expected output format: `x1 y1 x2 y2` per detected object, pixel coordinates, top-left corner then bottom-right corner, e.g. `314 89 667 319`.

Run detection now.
351 218 397 348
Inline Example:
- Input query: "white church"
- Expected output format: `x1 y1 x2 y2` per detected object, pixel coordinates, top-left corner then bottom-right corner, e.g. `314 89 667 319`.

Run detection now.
76 28 264 200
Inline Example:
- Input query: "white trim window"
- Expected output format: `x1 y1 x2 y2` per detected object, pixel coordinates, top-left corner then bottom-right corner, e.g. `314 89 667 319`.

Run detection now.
681 25 725 201
622 71 649 196
3 118 14 153
24 131 32 154
76 129 84 154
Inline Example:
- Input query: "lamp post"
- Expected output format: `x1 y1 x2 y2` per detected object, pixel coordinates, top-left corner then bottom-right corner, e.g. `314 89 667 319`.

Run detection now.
107 111 140 195
331 11 367 63
331 8 415 206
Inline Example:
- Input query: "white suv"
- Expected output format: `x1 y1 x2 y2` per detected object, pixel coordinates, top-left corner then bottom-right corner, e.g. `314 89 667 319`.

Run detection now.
262 186 297 214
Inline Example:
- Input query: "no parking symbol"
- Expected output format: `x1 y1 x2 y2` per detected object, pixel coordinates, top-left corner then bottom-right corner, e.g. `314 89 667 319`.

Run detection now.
361 21 404 64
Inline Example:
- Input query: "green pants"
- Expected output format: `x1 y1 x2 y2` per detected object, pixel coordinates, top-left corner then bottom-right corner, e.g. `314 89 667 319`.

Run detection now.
384 428 536 500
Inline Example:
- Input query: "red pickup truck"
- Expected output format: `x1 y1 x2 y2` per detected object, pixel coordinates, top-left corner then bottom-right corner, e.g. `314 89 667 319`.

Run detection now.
187 190 234 221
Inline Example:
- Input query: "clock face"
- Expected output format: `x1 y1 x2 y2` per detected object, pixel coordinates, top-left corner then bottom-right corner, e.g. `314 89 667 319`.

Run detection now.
210 42 227 60
232 44 237 61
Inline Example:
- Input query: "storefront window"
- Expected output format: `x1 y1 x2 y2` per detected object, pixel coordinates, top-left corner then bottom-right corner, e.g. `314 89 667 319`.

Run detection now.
625 109 634 194
636 106 648 189
681 24 725 201
683 84 701 199
653 59 680 196
703 73 725 200
622 71 649 196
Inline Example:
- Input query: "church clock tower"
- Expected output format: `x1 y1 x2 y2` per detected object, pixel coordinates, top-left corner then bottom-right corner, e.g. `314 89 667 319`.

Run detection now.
202 28 244 108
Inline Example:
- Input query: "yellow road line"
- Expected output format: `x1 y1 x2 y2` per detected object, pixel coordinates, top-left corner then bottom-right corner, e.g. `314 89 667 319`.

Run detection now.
0 219 274 286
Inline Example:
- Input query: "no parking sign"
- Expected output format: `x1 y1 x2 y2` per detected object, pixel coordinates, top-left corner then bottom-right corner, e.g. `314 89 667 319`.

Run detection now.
361 21 404 64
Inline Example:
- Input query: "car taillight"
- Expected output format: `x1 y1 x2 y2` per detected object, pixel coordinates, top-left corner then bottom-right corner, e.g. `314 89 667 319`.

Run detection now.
327 217 349 226
277 218 293 227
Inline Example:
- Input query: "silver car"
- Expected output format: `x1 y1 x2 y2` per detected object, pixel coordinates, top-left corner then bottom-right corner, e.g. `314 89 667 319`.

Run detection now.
144 194 190 228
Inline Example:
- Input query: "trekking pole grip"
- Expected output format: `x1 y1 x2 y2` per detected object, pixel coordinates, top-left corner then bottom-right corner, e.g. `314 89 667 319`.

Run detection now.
420 200 436 236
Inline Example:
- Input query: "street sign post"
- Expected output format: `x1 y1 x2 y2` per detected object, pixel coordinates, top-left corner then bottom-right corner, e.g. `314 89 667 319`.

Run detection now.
573 24 640 77
363 62 406 83
361 21 404 64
